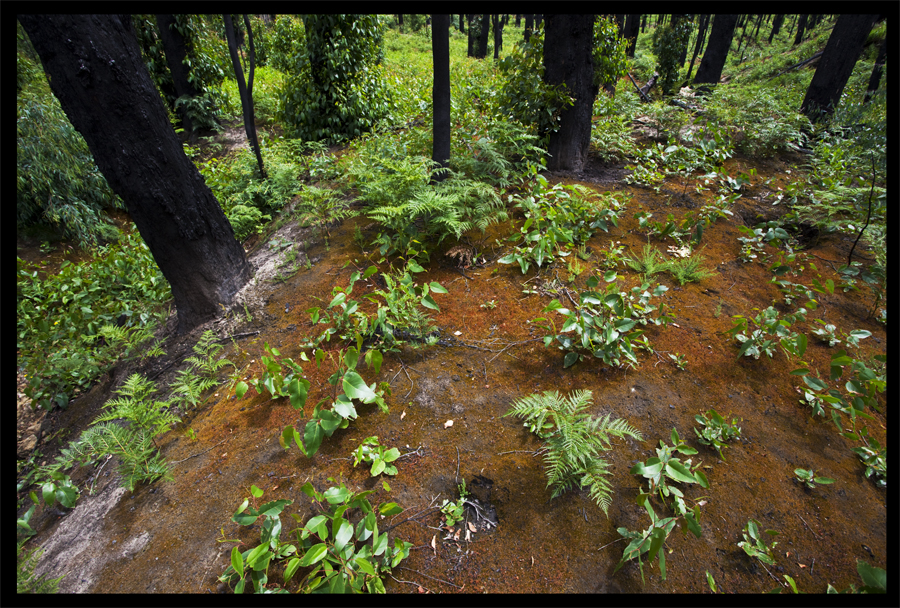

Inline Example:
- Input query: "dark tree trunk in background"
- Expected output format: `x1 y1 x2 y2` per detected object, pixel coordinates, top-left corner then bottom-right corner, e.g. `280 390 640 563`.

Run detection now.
19 14 252 335
768 14 785 44
684 14 710 85
693 14 739 92
676 15 692 67
752 14 763 40
801 14 878 122
477 14 490 58
614 14 625 36
398 14 404 32
525 14 534 42
543 14 597 172
467 15 475 56
155 14 203 142
432 15 451 183
624 14 641 57
516 14 521 27
641 15 647 33
459 14 465 33
794 14 808 46
493 14 501 59
223 15 265 179
864 30 887 104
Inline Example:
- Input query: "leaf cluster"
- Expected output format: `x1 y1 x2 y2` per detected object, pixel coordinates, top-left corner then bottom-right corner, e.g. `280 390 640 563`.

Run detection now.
352 437 401 477
504 389 642 516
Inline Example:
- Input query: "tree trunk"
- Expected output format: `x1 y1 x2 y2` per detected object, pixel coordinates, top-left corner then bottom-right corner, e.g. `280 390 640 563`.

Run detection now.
432 15 451 182
477 14 490 58
693 15 739 92
524 14 534 42
543 15 596 172
467 15 475 56
624 14 641 57
516 14 521 27
684 14 710 85
794 14 808 46
459 14 465 33
768 14 785 44
398 14 404 33
19 14 252 335
493 14 501 59
155 15 203 142
223 15 265 180
801 14 879 122
864 31 887 104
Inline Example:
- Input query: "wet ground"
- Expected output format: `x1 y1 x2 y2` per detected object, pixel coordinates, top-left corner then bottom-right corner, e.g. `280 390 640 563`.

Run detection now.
22 147 886 594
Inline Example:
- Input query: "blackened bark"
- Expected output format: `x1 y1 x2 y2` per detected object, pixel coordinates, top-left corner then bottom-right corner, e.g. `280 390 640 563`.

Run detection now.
459 14 465 33
684 14 710 85
624 14 640 57
493 14 500 59
641 15 647 33
864 32 887 104
432 15 451 182
693 14 739 92
398 14 404 32
516 14 521 27
768 14 785 44
525 14 534 42
801 14 878 121
794 14 808 46
477 14 490 58
223 15 265 179
614 14 625 36
155 14 202 141
467 15 475 56
19 14 252 335
543 15 597 172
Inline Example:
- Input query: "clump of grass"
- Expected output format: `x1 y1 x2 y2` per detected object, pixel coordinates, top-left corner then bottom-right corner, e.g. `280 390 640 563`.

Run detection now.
624 244 668 278
667 254 717 285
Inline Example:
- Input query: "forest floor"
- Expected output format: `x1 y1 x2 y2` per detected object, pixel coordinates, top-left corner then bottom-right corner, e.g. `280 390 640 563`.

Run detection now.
18 125 886 594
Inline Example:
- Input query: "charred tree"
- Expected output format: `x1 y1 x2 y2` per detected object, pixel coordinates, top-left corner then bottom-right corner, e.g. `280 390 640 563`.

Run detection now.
476 14 490 58
801 14 879 122
543 14 597 172
864 29 887 104
693 14 739 93
155 15 203 142
432 15 451 182
223 15 265 179
684 14 710 85
794 14 808 46
768 14 785 44
19 14 252 334
624 14 641 57
525 14 534 42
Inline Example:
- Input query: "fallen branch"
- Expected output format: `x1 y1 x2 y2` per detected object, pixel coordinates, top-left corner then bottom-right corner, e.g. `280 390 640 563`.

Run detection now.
768 51 823 80
170 437 228 466
628 73 652 103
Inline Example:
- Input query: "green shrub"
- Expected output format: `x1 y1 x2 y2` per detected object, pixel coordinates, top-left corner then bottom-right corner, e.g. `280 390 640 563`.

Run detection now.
268 15 305 73
16 43 124 248
280 15 391 143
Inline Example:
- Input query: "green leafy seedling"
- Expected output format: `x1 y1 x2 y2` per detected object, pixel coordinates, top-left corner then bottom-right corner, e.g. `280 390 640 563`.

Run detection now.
738 519 778 566
793 468 835 489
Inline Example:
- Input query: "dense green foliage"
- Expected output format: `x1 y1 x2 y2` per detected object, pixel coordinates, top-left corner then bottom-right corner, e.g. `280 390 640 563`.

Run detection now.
593 16 630 89
280 15 391 142
652 19 692 94
17 232 171 411
16 27 124 247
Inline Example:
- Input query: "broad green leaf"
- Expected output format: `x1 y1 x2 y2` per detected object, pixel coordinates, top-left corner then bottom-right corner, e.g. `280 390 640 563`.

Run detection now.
342 370 377 402
379 501 403 516
231 546 244 579
333 395 358 419
324 485 351 504
420 294 439 311
235 381 248 399
365 349 383 374
299 543 328 567
665 461 699 484
803 375 828 391
563 352 580 368
344 347 359 371
284 557 301 584
288 378 309 410
383 447 401 463
429 282 448 294
250 485 264 498
857 560 886 592
333 519 354 552
371 459 386 476
356 557 377 577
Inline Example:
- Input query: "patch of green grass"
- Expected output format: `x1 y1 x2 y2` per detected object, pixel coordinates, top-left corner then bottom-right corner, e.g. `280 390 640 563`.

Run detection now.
624 244 668 278
667 253 717 285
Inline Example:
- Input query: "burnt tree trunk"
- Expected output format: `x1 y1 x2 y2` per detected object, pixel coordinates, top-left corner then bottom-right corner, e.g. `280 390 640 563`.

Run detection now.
432 15 451 182
684 14 710 84
477 14 490 58
794 14 808 46
525 14 534 42
543 14 597 172
155 14 203 142
223 14 265 179
693 14 739 93
624 14 641 57
19 14 252 335
864 30 887 104
801 14 879 122
768 14 785 44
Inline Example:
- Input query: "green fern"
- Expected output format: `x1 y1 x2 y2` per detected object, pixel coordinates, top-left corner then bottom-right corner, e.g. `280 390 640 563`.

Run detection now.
504 390 642 516
295 186 358 238
96 323 165 361
95 374 179 437
184 330 233 380
17 540 64 593
169 369 212 410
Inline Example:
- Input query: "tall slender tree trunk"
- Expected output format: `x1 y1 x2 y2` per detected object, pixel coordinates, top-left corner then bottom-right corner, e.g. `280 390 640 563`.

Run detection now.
19 14 252 334
223 15 265 179
155 15 203 143
864 31 887 104
684 14 710 85
525 14 534 42
624 14 641 57
432 15 451 182
543 15 597 172
768 14 785 44
693 14 739 92
794 14 808 46
801 14 879 121
477 14 490 58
